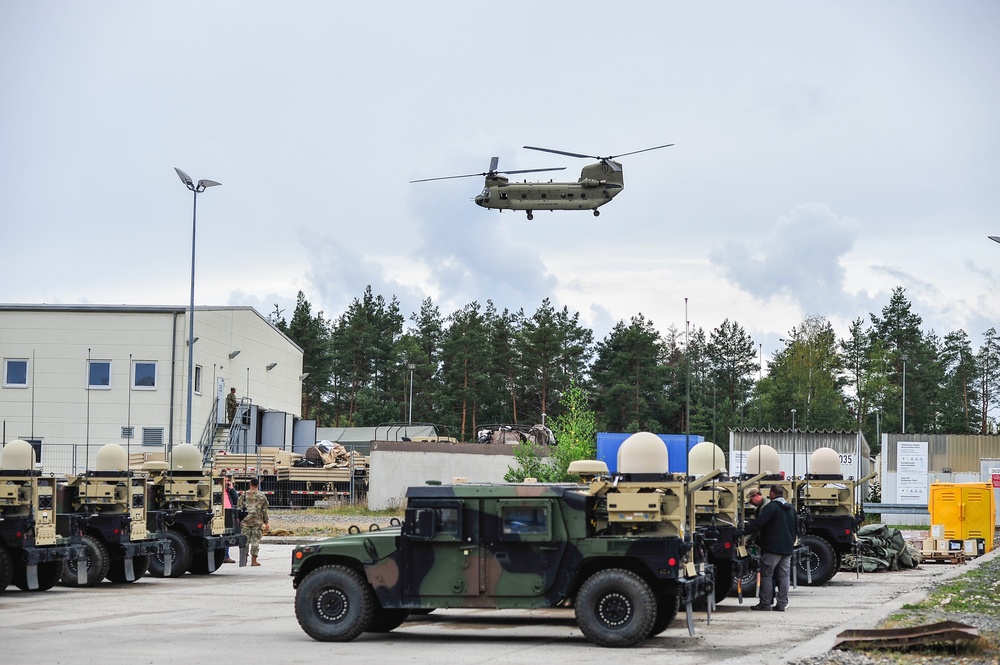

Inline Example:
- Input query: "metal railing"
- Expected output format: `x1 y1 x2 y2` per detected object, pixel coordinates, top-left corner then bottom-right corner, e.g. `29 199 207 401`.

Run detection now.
863 503 930 515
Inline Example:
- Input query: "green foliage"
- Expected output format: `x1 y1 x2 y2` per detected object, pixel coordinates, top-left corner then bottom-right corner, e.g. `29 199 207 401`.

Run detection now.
505 383 597 483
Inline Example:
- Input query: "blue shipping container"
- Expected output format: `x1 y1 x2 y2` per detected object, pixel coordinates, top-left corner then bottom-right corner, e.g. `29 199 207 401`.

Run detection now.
597 432 704 474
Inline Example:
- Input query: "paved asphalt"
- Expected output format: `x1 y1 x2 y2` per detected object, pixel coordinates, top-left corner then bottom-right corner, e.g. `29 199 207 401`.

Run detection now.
1 541 995 665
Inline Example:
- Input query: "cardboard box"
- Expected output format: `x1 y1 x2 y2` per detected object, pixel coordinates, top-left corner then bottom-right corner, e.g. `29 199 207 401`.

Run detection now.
964 540 978 556
931 524 946 539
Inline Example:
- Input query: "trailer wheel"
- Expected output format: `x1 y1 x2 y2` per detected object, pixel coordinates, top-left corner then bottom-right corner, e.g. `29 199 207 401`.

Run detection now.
0 546 13 591
295 565 374 642
13 561 62 591
106 554 149 583
147 530 193 578
61 534 110 587
366 605 411 633
649 593 679 636
575 568 657 647
796 535 837 586
189 549 225 575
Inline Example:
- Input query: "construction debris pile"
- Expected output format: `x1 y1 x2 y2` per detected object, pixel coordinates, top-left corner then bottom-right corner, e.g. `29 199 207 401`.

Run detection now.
296 441 365 469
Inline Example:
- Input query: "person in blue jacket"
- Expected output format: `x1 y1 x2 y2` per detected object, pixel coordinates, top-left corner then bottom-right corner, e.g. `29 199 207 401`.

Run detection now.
744 484 798 612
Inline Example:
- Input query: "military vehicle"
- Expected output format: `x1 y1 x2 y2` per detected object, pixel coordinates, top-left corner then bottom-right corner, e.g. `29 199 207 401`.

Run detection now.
737 444 872 587
0 440 85 591
142 443 247 577
290 432 715 648
56 443 168 585
793 446 876 585
686 441 753 605
411 144 672 220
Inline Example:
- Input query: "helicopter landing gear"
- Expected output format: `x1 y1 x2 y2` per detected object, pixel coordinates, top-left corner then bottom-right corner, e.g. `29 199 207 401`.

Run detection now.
526 211 534 220
593 210 600 217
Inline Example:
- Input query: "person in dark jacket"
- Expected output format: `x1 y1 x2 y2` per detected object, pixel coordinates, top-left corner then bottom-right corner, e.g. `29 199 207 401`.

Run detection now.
744 484 798 612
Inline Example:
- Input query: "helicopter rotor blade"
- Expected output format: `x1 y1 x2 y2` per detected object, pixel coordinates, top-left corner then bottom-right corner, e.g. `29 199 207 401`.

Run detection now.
608 143 675 159
410 172 491 183
499 167 566 176
489 156 499 172
523 145 595 160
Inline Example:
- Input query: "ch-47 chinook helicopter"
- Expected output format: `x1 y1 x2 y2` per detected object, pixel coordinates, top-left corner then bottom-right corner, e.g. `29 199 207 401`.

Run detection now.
410 144 673 220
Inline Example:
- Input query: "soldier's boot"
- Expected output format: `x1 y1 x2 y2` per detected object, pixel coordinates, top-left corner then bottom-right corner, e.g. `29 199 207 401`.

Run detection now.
251 555 260 567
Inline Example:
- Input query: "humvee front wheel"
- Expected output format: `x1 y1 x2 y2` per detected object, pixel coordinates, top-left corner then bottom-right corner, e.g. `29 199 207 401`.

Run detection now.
575 568 657 647
61 534 110 587
296 565 374 642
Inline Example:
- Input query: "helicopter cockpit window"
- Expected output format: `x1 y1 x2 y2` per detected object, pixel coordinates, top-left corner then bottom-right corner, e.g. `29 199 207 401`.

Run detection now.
481 187 490 198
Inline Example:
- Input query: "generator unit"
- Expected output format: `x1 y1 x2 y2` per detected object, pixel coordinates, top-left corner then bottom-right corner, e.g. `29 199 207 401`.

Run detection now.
142 443 247 577
0 440 85 591
57 443 168 585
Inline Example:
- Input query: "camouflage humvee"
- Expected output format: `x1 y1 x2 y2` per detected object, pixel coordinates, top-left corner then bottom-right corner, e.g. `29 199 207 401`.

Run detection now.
291 433 716 648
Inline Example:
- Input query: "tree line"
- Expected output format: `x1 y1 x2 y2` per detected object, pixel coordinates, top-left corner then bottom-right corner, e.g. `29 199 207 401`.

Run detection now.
272 285 1000 456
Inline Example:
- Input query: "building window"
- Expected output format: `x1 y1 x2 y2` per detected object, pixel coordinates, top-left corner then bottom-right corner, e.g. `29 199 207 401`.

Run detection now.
142 427 164 446
133 361 157 390
88 360 112 389
194 365 203 395
4 358 29 388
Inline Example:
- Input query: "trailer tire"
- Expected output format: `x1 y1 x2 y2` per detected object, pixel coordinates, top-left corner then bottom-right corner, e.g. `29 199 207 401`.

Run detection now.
575 568 657 647
107 554 149 583
366 606 410 633
189 548 225 575
296 565 374 642
0 546 13 591
147 530 193 578
796 535 837 586
61 534 110 587
13 561 62 591
650 593 679 635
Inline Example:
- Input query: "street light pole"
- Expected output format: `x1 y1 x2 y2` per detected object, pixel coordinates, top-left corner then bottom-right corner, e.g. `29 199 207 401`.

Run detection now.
901 352 908 434
174 168 221 445
407 363 415 426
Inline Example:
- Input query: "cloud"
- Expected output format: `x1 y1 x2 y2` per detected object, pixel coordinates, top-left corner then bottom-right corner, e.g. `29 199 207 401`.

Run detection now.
709 203 862 316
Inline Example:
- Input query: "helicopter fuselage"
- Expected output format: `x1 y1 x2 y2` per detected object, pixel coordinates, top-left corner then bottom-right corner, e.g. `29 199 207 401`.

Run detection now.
475 160 624 218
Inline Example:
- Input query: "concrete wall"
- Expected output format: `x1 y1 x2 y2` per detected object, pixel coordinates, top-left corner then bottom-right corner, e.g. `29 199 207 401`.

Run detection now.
368 441 530 509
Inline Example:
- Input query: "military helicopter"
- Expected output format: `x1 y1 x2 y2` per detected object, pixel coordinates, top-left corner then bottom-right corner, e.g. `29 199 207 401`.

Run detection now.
410 144 673 220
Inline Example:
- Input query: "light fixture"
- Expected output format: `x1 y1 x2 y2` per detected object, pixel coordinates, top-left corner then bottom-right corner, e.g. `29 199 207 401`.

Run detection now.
175 167 221 446
299 372 309 380
266 363 277 371
229 350 241 359
186 336 200 345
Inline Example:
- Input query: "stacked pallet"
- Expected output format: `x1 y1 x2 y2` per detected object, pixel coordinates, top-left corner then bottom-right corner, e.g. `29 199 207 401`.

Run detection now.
920 524 968 564
212 447 294 475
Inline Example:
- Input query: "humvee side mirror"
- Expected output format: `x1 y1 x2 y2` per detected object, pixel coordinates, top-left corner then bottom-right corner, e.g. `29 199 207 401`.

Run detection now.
409 508 437 540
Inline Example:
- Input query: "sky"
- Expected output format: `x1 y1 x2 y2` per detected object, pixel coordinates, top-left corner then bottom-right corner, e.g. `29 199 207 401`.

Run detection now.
2 2 999 361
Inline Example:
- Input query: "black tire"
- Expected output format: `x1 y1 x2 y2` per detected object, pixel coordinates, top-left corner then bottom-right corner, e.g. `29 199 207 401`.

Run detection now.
649 593 679 636
367 606 411 633
189 549 225 575
574 568 657 648
694 559 732 609
13 561 62 591
796 535 837 586
61 534 110 587
730 562 758 599
147 530 193 578
295 565 374 642
0 546 13 591
106 554 150 583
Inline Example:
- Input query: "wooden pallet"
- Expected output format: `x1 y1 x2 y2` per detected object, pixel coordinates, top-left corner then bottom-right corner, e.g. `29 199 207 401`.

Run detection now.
923 551 967 565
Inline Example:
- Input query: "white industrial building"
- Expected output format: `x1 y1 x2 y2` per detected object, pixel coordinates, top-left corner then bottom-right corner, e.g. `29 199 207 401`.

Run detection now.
0 304 303 473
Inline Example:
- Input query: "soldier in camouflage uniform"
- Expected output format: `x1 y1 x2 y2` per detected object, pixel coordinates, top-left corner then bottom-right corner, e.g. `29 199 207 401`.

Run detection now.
237 477 269 566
